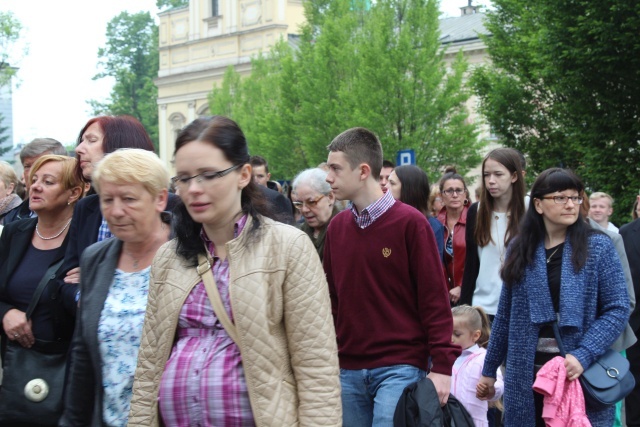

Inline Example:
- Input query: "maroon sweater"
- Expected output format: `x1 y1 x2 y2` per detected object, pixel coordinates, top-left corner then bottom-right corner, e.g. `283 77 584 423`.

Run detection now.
323 201 460 374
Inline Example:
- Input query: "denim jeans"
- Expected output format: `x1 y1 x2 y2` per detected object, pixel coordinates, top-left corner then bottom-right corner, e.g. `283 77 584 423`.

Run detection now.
340 364 426 427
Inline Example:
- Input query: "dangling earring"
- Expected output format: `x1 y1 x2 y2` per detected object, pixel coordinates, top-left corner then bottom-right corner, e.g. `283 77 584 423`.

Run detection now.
463 199 469 206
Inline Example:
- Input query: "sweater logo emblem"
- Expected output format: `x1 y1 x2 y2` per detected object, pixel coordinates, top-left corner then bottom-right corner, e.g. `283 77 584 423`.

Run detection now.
382 248 392 258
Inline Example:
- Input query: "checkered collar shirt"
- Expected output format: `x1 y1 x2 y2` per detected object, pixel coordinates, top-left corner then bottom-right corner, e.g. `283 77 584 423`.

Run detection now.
349 190 396 229
97 217 113 242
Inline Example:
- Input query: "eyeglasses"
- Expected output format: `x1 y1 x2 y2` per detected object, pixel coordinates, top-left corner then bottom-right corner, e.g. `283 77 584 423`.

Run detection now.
292 194 325 210
442 188 465 196
540 195 583 205
171 164 241 188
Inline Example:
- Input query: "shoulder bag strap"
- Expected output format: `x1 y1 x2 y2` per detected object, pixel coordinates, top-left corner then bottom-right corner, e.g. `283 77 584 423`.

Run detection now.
196 253 239 345
25 258 64 320
551 321 567 357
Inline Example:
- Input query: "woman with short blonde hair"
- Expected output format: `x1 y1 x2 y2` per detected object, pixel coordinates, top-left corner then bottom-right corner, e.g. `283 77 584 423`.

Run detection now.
61 149 172 427
91 148 169 199
0 155 84 425
0 161 22 224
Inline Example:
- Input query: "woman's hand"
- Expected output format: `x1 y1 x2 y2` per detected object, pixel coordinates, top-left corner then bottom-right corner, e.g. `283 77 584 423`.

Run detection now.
449 286 461 304
564 354 584 381
476 375 497 400
64 267 81 284
2 308 35 348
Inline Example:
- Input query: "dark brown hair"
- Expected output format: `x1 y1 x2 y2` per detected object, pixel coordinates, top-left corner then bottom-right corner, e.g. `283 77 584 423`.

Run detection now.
172 116 270 265
475 148 526 247
394 165 431 217
327 127 383 180
501 168 590 286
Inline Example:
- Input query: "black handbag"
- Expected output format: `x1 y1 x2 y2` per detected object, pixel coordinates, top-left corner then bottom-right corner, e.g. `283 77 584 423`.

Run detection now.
552 322 635 410
0 259 68 426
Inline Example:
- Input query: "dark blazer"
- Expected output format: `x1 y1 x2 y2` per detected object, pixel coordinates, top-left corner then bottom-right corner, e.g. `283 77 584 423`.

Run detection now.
59 193 180 278
460 202 480 306
621 218 640 333
59 238 123 427
2 198 33 225
0 217 77 345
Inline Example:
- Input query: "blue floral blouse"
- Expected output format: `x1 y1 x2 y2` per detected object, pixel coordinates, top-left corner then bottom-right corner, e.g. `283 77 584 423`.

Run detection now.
97 267 150 427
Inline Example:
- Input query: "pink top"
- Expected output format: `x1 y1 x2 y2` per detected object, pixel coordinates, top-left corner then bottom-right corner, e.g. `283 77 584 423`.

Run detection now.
532 356 591 427
158 216 256 427
451 345 504 427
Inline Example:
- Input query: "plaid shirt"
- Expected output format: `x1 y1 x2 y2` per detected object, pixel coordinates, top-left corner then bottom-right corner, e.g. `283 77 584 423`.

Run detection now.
97 218 113 242
349 189 396 229
158 215 255 427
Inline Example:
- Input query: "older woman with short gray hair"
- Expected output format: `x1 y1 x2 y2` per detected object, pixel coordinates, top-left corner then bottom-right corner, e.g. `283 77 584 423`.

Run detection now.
291 168 339 261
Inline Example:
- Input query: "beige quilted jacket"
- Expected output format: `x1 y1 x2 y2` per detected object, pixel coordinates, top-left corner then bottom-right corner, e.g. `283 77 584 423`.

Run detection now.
127 216 342 426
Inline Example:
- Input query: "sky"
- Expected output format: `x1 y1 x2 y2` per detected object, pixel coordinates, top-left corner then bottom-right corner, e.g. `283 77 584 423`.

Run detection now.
4 0 481 149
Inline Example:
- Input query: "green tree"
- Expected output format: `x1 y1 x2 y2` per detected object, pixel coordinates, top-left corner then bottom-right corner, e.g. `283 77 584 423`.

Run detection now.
0 12 26 159
472 0 640 225
0 11 24 88
156 0 188 9
90 12 159 149
209 43 309 177
209 0 482 181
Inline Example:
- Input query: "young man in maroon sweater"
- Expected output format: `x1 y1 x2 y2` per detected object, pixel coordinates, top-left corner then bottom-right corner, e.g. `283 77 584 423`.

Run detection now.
323 127 460 426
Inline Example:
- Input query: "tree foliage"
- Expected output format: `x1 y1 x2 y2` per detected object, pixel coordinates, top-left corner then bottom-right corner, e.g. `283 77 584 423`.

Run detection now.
156 0 188 10
90 12 159 149
472 0 640 225
209 0 482 181
0 11 23 88
0 12 26 160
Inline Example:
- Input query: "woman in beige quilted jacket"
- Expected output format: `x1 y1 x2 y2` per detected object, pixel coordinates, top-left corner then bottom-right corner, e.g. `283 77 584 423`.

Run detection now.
128 116 342 427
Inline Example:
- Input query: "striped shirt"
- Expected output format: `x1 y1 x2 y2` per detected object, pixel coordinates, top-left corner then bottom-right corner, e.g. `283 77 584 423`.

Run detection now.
158 215 255 427
349 189 396 229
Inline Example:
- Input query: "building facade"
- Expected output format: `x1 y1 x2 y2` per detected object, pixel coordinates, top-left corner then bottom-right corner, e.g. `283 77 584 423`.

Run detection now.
155 1 493 179
155 0 305 169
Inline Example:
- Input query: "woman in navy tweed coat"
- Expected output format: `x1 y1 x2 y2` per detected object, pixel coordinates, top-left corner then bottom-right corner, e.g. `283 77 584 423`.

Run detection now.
476 168 629 426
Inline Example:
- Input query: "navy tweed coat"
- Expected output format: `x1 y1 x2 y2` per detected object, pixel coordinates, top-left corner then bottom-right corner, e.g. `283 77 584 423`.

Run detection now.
482 232 629 426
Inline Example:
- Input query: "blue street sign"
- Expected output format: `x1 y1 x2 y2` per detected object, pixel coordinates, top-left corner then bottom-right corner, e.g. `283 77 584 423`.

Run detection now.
396 149 416 166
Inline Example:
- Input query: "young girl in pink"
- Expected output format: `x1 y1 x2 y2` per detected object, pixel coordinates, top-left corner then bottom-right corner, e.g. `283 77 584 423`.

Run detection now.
451 305 504 427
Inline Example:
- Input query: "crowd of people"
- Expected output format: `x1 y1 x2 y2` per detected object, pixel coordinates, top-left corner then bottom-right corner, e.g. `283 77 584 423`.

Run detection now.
0 115 637 427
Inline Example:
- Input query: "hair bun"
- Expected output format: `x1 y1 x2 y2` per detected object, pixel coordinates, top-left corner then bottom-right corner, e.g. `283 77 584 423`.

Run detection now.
444 166 457 174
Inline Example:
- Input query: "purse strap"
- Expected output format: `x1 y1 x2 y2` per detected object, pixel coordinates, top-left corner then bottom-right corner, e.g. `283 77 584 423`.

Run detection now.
25 258 64 321
196 253 239 345
551 321 567 357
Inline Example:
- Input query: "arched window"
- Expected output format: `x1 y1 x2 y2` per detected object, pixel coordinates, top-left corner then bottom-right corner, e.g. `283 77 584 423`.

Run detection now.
197 103 210 117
